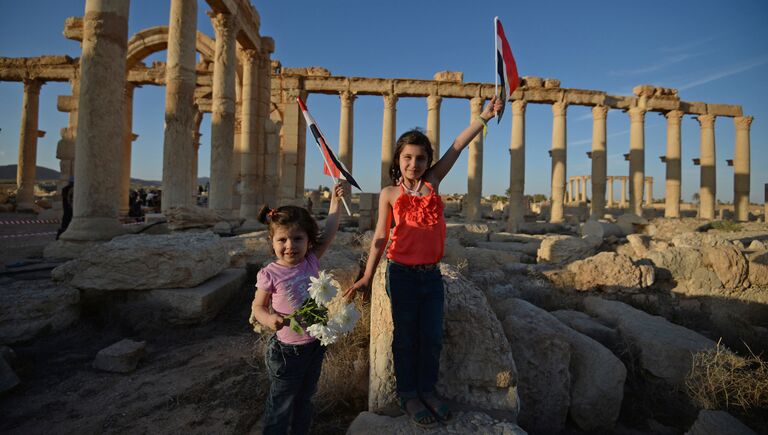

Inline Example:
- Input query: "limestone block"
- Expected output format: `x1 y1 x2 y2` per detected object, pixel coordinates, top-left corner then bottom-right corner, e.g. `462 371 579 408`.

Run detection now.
581 220 622 239
93 339 146 373
165 205 244 231
347 411 527 435
358 192 378 210
0 355 19 395
550 310 621 352
446 223 490 246
748 239 766 251
522 76 543 88
52 232 229 291
616 213 648 235
476 241 539 256
584 297 716 385
498 299 625 432
223 231 272 268
626 234 652 257
0 279 80 345
747 250 768 287
567 252 653 293
536 235 601 264
702 245 748 289
544 78 560 88
368 263 519 414
644 246 705 283
433 71 463 82
685 410 757 435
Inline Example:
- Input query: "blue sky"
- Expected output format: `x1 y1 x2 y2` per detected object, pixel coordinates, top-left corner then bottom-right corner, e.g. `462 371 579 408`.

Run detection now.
1 0 767 203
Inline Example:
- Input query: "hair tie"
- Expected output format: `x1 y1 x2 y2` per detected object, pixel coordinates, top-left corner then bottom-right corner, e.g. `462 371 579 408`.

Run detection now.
267 208 277 219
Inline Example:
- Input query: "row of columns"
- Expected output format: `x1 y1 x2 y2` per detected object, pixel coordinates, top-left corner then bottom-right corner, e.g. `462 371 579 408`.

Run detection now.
567 175 654 207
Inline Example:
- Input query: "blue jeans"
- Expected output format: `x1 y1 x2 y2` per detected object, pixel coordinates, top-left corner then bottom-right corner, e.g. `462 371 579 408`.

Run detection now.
386 260 445 399
263 335 326 435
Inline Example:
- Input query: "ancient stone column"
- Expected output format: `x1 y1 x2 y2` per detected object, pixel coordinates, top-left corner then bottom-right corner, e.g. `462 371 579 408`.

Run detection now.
620 177 627 207
645 177 653 206
15 79 43 211
591 106 608 218
279 89 307 203
240 49 260 221
607 176 614 208
119 83 135 216
264 119 281 207
664 110 683 218
466 97 484 222
381 93 397 188
550 102 567 223
161 0 197 214
61 0 130 241
581 176 589 202
567 177 573 203
733 116 752 222
191 111 203 201
628 107 646 216
209 12 238 214
697 114 717 220
56 78 79 194
255 40 274 205
507 100 526 231
339 91 356 170
427 94 442 158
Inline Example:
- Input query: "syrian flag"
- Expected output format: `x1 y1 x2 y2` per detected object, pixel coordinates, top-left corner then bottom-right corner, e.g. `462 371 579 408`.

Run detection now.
297 97 361 191
495 17 520 123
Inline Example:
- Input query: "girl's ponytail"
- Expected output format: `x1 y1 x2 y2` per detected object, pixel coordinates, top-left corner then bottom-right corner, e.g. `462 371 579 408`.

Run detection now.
257 205 271 224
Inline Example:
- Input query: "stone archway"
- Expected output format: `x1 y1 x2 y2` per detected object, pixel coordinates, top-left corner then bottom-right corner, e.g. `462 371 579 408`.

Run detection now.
126 26 215 70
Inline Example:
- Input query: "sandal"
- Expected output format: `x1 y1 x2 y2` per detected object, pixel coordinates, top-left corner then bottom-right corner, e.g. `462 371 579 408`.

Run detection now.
399 397 438 429
421 394 454 423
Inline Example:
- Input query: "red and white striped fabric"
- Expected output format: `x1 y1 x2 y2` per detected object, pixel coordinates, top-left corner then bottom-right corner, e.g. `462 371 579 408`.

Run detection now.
495 17 520 123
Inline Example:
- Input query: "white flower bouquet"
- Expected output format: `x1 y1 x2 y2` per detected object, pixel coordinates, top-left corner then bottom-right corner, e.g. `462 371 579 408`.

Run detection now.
285 270 361 346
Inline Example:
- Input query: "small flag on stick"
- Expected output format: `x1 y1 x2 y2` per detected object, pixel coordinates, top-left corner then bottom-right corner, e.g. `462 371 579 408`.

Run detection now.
297 97 360 215
494 17 520 123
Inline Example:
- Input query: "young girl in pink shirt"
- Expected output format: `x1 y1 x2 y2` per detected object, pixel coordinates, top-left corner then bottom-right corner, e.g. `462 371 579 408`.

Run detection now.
251 183 343 435
345 95 502 428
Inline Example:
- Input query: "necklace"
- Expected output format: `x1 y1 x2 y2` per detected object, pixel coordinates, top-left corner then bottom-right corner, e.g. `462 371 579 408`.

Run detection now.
402 178 423 196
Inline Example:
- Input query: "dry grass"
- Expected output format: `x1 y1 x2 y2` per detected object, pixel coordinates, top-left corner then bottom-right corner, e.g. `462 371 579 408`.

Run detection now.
686 339 768 411
313 300 371 434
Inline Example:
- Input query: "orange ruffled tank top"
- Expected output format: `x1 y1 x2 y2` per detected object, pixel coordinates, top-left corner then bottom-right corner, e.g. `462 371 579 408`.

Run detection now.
386 181 447 266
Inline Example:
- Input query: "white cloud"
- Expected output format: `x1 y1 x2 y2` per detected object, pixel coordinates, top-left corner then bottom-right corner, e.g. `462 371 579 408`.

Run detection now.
677 55 768 91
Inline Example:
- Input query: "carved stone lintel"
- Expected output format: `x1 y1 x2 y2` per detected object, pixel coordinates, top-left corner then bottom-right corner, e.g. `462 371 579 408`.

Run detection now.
340 90 356 107
512 100 526 115
592 105 608 120
734 115 753 131
696 114 716 129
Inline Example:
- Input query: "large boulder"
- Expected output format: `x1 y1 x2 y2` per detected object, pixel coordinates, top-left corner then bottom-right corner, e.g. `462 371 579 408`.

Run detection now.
347 411 527 435
566 252 654 293
616 213 648 235
644 246 704 282
222 230 272 268
497 299 625 433
748 250 768 287
583 297 716 384
550 310 621 352
0 279 80 344
52 232 229 291
164 205 244 231
685 410 757 435
536 235 601 264
581 220 622 239
702 245 748 289
368 263 519 414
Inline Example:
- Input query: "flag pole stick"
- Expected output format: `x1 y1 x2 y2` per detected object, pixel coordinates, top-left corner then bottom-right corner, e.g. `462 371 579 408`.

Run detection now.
494 16 499 117
316 148 353 216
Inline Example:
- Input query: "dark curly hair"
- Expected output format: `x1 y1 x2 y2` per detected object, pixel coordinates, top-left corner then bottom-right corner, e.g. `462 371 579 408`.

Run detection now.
389 128 434 185
257 205 320 252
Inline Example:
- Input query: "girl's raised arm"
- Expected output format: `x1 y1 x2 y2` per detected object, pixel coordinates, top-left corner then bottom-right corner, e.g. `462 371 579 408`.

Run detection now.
313 182 345 259
426 95 502 185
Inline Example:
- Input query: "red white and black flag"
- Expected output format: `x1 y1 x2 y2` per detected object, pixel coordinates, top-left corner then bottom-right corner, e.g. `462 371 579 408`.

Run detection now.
297 97 361 191
495 17 520 123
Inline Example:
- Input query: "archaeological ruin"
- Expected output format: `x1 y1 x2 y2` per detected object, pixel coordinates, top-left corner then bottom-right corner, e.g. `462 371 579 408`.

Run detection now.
1 1 766 434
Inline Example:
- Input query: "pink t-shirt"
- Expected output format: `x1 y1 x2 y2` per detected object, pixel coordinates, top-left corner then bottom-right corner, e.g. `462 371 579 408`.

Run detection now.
256 252 319 345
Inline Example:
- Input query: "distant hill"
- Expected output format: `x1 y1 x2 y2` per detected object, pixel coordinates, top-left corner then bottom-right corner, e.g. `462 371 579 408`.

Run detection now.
0 165 210 186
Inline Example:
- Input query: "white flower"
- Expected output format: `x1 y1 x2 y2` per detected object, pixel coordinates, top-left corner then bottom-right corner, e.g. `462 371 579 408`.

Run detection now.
307 270 339 307
307 323 339 346
328 302 360 335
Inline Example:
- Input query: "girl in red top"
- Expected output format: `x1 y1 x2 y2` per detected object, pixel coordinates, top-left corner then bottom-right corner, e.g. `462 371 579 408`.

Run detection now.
345 95 503 428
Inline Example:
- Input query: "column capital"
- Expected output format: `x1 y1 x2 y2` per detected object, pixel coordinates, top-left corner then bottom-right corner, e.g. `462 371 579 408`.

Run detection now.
470 96 484 110
552 101 567 116
208 11 238 39
340 90 356 107
592 105 608 120
284 88 305 102
696 114 716 129
241 48 259 65
665 110 684 124
22 78 43 94
427 94 442 111
512 100 527 115
383 93 398 109
734 115 753 131
628 107 646 123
